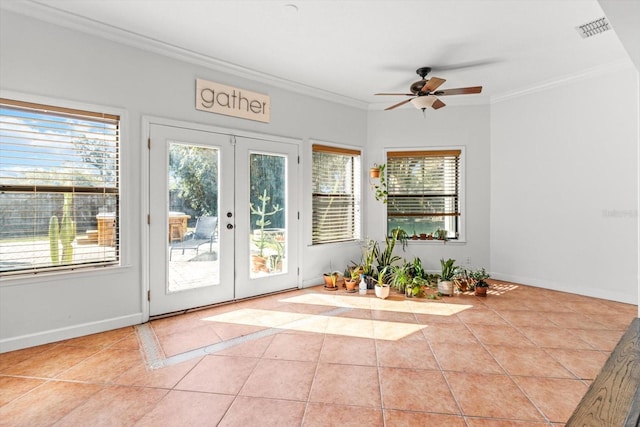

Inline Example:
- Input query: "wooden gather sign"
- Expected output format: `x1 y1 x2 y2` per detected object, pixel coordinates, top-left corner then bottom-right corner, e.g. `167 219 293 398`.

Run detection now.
195 78 270 123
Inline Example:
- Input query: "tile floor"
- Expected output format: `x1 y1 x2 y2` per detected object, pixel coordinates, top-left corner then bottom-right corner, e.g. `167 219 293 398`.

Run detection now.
0 281 637 426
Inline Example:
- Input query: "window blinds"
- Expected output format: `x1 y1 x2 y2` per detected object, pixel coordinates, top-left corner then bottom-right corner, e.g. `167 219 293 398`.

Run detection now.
311 144 361 244
0 98 120 275
386 150 460 225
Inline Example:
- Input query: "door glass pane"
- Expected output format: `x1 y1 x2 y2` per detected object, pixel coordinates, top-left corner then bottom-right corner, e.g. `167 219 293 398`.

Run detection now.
167 143 219 292
249 152 286 278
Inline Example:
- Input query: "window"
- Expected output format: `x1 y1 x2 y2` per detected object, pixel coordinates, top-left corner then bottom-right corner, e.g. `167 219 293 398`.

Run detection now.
0 98 120 275
311 144 361 244
386 149 461 239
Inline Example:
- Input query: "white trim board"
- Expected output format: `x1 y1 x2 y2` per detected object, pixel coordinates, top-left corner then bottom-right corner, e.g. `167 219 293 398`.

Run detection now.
0 313 144 354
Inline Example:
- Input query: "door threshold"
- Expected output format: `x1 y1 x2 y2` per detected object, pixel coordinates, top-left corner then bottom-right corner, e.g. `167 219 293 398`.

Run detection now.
148 287 300 321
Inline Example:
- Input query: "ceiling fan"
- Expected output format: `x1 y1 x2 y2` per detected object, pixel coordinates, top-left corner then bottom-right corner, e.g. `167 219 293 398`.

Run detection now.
375 67 482 111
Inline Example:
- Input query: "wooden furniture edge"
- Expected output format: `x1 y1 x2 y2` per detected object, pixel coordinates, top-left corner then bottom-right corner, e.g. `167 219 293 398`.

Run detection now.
566 317 640 426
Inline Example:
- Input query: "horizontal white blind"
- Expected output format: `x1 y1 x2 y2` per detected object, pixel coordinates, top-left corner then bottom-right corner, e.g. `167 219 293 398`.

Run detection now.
312 144 361 244
0 98 120 275
386 150 460 230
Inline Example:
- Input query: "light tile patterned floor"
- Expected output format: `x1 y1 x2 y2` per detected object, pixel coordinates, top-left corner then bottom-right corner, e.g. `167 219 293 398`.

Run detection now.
0 281 637 426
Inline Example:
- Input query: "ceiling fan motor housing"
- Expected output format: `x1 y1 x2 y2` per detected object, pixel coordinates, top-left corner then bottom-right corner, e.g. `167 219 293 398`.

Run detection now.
410 67 433 94
410 81 427 94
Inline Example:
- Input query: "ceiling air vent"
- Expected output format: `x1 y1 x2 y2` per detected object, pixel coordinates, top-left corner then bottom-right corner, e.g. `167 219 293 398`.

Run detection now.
576 17 611 38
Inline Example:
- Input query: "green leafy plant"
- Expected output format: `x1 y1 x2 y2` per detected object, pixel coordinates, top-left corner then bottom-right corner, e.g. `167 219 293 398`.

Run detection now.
435 228 448 241
376 266 389 286
440 258 456 281
361 238 379 277
411 257 426 280
471 267 490 287
377 227 408 272
349 265 362 281
372 163 387 203
410 276 428 296
390 262 412 293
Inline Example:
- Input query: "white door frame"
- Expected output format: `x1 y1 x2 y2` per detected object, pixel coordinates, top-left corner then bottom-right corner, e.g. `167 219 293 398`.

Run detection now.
141 116 302 320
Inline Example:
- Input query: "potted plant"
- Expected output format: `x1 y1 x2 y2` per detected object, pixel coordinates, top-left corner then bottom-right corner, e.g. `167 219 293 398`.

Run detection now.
390 262 412 296
369 163 381 178
409 276 427 298
435 228 448 241
371 163 387 203
472 267 490 296
323 269 342 290
344 267 360 292
361 238 379 289
250 189 283 272
454 266 471 292
438 258 456 296
377 227 408 274
374 266 390 299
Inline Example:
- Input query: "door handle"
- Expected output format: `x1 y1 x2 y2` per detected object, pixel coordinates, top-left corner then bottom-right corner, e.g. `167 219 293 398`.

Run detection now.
226 223 234 230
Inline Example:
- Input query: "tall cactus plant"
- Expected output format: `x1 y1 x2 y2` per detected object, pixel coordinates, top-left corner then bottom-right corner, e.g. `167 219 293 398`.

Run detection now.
49 216 60 265
48 193 76 265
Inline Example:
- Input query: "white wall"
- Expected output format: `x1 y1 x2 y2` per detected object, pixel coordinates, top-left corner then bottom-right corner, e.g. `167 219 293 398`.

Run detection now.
599 0 640 317
0 11 367 351
366 105 491 273
490 64 638 304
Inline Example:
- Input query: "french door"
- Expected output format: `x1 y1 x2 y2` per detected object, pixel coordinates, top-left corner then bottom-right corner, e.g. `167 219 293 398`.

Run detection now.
148 123 299 316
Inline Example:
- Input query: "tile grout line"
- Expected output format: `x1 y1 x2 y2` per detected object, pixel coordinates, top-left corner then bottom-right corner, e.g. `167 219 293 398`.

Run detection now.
420 313 468 424
140 306 354 369
474 305 553 424
300 326 327 427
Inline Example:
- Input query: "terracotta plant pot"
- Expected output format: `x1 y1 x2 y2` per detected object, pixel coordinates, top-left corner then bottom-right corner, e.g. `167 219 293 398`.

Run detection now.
252 255 268 272
369 167 380 178
475 286 488 297
345 279 357 291
324 273 341 289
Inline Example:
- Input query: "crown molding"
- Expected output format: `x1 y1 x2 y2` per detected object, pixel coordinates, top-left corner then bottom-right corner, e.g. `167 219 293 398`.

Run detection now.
1 1 369 110
491 58 635 104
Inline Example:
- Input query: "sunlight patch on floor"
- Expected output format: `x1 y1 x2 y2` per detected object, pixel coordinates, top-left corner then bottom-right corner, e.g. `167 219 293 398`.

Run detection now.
280 293 472 316
202 308 428 341
489 283 519 294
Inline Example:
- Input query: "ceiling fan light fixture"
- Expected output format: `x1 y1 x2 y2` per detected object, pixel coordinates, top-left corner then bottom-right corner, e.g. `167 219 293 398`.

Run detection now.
410 95 437 110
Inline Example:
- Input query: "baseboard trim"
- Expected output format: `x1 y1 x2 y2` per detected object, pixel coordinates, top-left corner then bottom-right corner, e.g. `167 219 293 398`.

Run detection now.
490 272 638 305
0 313 144 353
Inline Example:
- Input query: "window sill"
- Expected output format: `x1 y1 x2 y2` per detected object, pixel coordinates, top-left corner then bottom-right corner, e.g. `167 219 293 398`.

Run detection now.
408 239 467 245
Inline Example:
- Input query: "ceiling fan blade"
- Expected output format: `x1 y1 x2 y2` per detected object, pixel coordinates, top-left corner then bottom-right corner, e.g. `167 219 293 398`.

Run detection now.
385 98 414 111
432 98 446 110
375 93 414 96
421 77 446 93
434 86 483 96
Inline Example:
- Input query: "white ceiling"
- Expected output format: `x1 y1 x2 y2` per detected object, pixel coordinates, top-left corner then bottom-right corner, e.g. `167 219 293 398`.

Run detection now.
4 0 633 109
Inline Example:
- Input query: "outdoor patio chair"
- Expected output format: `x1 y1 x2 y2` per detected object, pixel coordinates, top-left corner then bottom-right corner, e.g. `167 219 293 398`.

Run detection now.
169 216 217 260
